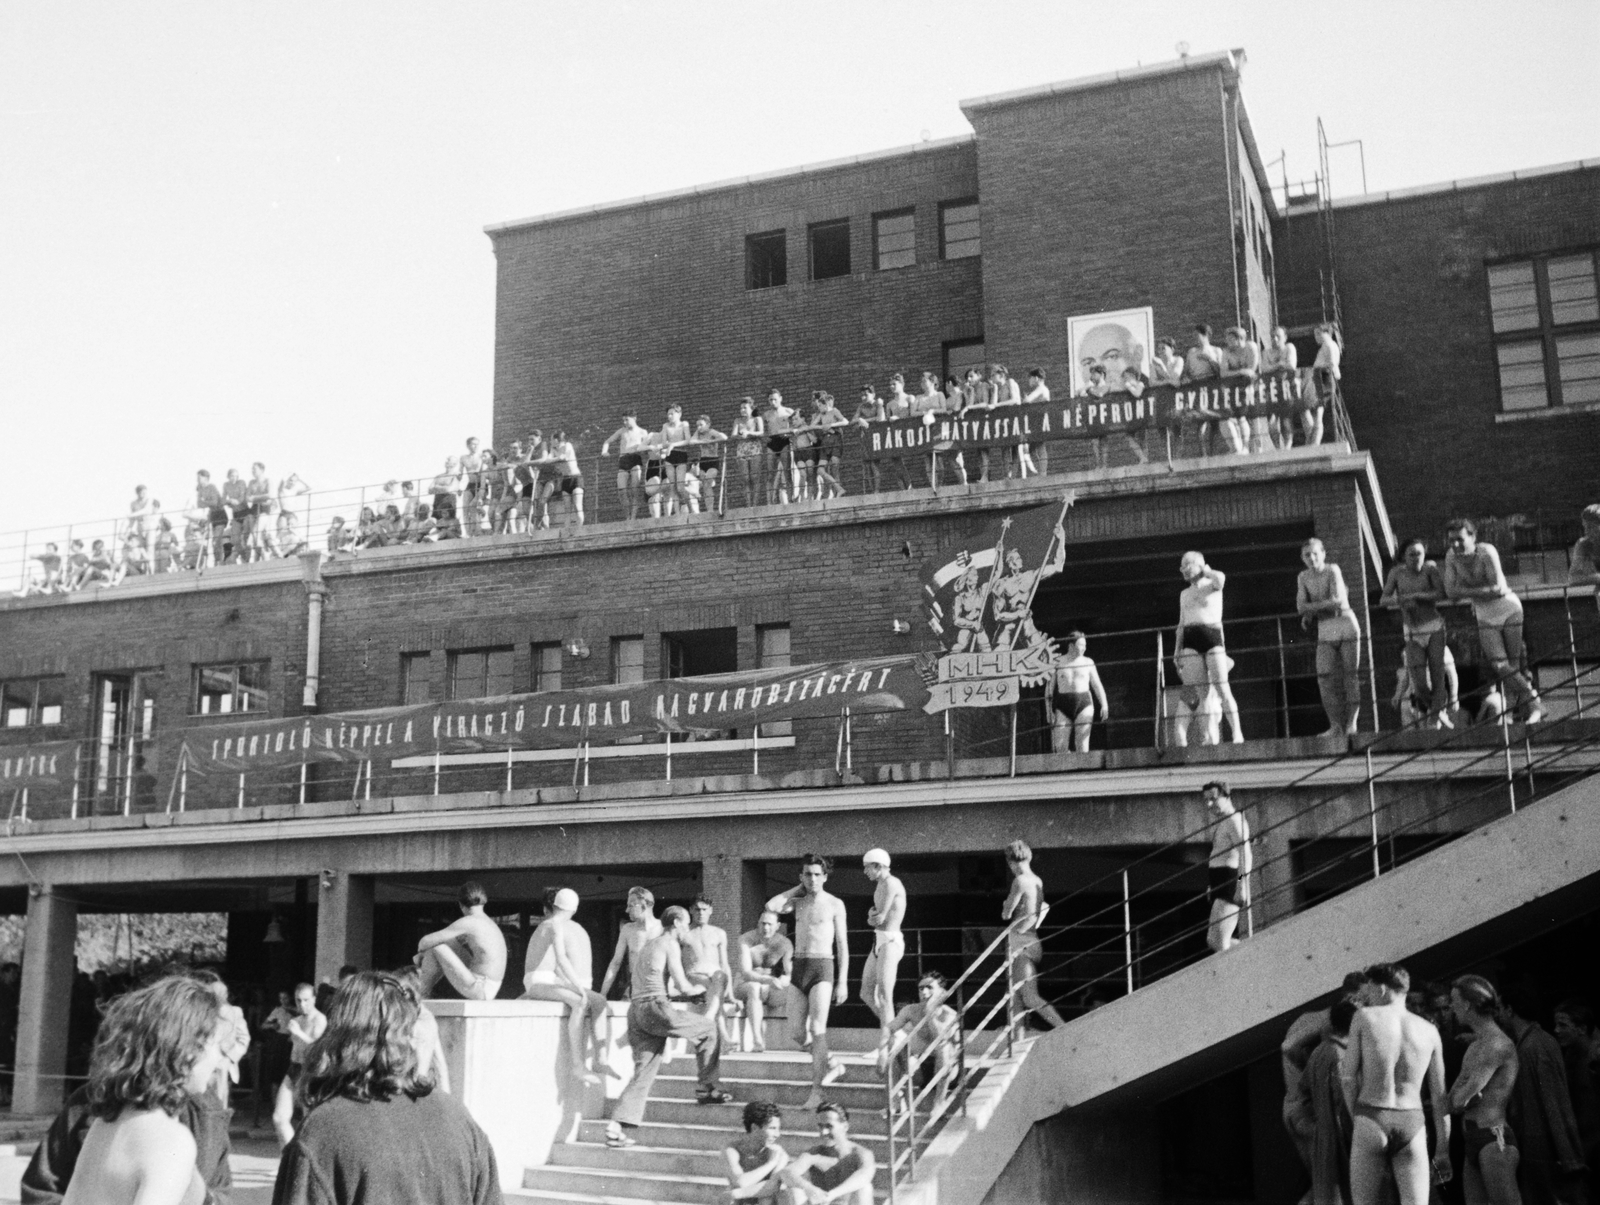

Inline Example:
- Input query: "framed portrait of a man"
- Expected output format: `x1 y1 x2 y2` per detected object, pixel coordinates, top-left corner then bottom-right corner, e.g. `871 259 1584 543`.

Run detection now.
1067 307 1155 396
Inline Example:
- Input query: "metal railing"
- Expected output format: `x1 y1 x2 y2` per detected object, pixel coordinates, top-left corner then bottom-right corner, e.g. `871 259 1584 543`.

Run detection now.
879 638 1600 1199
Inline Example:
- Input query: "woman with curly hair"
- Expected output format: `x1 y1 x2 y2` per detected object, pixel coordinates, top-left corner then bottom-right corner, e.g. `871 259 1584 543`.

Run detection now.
61 974 226 1205
271 970 501 1205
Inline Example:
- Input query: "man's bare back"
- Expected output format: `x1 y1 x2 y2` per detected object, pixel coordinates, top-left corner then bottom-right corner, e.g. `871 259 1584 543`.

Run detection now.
449 912 509 983
1003 871 1046 933
63 1111 202 1205
525 914 593 989
1348 1003 1439 1109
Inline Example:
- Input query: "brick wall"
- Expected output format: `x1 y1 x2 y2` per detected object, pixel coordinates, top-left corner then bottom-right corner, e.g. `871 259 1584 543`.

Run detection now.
1279 166 1600 540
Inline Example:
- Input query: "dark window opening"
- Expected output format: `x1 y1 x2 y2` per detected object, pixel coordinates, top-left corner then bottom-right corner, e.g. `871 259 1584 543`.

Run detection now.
809 219 852 281
746 231 787 289
661 627 738 680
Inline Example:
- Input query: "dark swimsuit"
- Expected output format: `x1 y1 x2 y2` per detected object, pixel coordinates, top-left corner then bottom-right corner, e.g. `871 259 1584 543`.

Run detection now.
1353 1102 1426 1155
1208 865 1241 905
791 956 834 995
1179 624 1225 655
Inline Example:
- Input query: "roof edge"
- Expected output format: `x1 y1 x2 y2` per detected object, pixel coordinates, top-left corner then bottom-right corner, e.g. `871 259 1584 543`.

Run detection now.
959 49 1239 116
1283 157 1600 215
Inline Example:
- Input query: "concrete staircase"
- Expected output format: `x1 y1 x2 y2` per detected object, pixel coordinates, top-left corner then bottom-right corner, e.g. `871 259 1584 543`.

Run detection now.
518 1046 894 1204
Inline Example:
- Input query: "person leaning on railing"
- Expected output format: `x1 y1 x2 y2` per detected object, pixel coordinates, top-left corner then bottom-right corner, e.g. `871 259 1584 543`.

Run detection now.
1570 503 1600 615
1220 325 1262 453
1307 322 1342 446
1261 325 1299 449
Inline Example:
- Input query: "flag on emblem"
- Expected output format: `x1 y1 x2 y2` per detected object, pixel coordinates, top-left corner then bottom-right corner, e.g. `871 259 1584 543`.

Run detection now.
919 494 1074 653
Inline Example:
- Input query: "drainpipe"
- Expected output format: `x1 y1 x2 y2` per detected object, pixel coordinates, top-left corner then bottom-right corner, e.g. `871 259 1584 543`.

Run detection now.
298 551 327 711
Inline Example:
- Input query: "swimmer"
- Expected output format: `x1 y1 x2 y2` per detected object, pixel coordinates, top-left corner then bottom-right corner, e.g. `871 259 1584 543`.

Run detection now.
414 881 507 1002
1448 975 1522 1205
1175 551 1244 743
521 887 608 1087
1203 782 1251 953
766 855 850 1109
1381 539 1452 728
600 414 651 521
1297 538 1363 739
781 1102 877 1205
683 896 734 1032
599 886 664 998
736 911 794 1054
723 1102 788 1202
1001 840 1065 1028
1444 519 1540 724
859 849 906 1070
1046 631 1108 752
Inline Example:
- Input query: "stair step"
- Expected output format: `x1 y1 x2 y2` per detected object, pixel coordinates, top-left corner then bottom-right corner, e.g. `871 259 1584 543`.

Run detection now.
522 1162 728 1204
653 1074 886 1105
507 1190 712 1205
718 1051 884 1085
551 1142 724 1177
575 1118 890 1153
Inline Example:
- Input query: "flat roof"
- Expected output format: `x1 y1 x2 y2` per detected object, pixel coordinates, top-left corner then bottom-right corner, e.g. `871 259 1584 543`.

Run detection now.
1284 157 1600 215
485 132 976 236
960 49 1241 114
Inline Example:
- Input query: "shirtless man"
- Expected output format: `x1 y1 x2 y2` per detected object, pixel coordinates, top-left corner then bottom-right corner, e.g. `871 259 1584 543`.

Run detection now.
1382 538 1453 728
1046 631 1108 752
536 431 586 529
605 906 731 1149
1448 975 1522 1205
415 880 508 1001
521 887 607 1086
600 886 663 999
1175 551 1244 743
723 1102 788 1202
1001 840 1065 1028
860 849 906 1068
782 1102 877 1205
1445 519 1541 724
766 855 850 1109
1340 962 1451 1205
600 414 651 521
737 912 793 1053
684 896 734 1030
1203 782 1251 953
990 527 1067 652
851 385 886 494
272 982 326 1147
1568 504 1600 615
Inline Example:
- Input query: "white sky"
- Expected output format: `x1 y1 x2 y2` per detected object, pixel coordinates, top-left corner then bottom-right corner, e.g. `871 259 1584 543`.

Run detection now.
2 0 1596 539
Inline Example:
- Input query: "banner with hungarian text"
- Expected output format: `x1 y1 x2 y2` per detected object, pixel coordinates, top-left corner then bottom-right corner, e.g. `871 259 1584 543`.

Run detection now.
0 740 79 789
178 654 931 774
861 371 1316 459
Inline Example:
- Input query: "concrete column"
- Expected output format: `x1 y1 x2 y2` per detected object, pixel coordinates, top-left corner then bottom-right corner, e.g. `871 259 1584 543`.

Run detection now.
700 855 764 937
314 873 374 984
13 886 78 1114
1251 802 1297 930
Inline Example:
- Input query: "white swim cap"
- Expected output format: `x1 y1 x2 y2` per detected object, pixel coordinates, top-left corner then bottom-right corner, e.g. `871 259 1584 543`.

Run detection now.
552 888 579 911
863 848 891 867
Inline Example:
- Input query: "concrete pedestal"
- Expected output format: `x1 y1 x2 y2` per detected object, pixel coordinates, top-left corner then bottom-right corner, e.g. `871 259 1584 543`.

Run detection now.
13 887 77 1115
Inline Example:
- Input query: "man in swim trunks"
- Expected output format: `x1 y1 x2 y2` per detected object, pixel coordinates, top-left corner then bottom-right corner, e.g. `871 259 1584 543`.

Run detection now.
415 880 508 1001
1001 840 1065 1028
763 390 799 505
723 1101 788 1202
737 911 793 1053
1382 538 1453 729
860 849 906 1070
782 1102 877 1205
1297 537 1364 739
600 886 663 999
766 855 850 1109
601 414 650 521
1175 551 1244 743
521 887 608 1087
536 429 586 529
1203 781 1251 953
1046 631 1108 752
684 895 734 1033
1340 962 1451 1205
1448 975 1521 1205
1445 519 1541 724
605 906 732 1150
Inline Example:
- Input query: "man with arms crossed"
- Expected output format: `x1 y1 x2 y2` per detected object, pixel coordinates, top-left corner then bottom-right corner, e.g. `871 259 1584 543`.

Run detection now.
1448 975 1522 1205
604 906 732 1150
600 886 663 999
781 1103 877 1205
860 849 906 1070
521 887 607 1087
683 895 735 1033
1203 782 1251 953
1340 962 1451 1205
722 1102 788 1203
737 911 793 1054
1001 840 1065 1028
415 880 507 1001
1046 631 1109 753
1382 539 1453 729
767 855 850 1109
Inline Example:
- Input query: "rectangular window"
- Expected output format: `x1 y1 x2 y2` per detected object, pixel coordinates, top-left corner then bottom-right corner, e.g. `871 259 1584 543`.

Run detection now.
944 338 987 383
193 663 267 716
809 219 851 281
746 231 787 290
447 647 515 700
874 209 916 271
940 199 980 260
756 623 792 738
611 636 645 685
2 677 64 728
400 652 433 705
1488 250 1600 412
531 643 563 693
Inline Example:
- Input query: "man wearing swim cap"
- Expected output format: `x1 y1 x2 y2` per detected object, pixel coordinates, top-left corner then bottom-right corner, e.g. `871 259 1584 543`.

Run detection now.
859 849 906 1073
522 886 607 1087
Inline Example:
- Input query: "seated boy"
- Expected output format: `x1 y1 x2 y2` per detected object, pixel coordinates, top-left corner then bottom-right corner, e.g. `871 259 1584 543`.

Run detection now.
723 1101 788 1202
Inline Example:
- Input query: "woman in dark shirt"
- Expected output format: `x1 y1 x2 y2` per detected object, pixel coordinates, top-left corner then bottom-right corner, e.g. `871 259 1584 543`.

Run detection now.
272 972 501 1205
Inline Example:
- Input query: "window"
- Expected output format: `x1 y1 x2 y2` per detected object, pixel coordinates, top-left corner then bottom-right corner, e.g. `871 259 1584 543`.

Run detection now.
611 636 645 685
2 677 64 728
400 652 432 705
809 219 851 281
661 628 737 679
940 199 980 260
193 663 267 716
447 647 514 700
874 209 916 271
756 624 792 738
1488 251 1600 411
944 338 987 382
531 643 563 693
746 231 787 289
